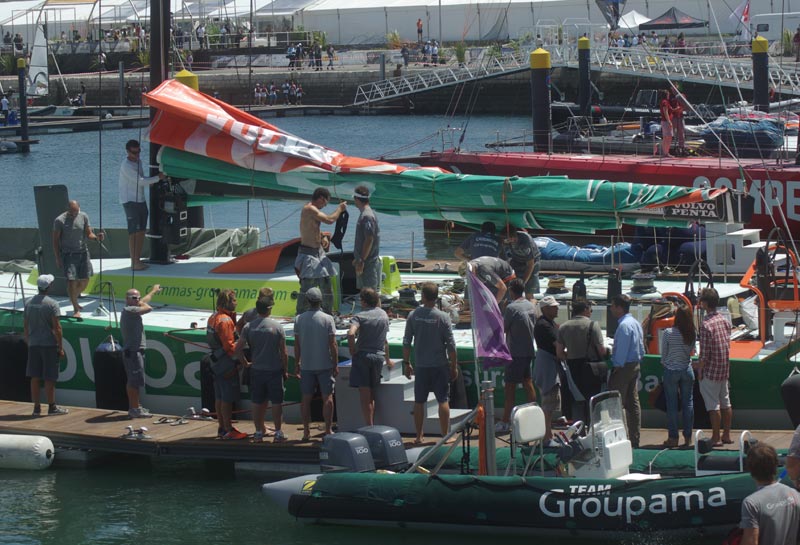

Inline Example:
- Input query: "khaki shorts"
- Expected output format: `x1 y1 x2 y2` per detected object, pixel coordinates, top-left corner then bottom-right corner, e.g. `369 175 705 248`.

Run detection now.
540 385 561 413
699 377 731 411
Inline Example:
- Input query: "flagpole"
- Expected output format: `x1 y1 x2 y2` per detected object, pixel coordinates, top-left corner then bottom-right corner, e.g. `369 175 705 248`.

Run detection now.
466 269 482 404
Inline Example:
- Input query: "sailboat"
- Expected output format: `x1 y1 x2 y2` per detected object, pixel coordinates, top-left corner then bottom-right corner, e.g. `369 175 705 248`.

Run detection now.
26 23 49 100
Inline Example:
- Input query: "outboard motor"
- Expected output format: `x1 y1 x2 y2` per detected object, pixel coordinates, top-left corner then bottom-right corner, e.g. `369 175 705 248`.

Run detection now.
357 425 408 471
319 432 375 473
781 373 800 428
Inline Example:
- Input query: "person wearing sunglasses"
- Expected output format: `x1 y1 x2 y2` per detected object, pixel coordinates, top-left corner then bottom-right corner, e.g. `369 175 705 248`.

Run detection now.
119 139 166 271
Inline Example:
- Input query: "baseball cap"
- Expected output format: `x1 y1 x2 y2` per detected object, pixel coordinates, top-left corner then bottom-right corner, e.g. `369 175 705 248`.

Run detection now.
540 295 559 308
37 274 55 290
305 287 322 303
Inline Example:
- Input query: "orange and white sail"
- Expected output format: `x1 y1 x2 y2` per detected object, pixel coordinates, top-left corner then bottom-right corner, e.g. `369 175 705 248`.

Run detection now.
146 79 438 175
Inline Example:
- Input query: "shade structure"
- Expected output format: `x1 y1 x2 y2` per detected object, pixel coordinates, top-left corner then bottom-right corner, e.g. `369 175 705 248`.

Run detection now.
639 7 708 30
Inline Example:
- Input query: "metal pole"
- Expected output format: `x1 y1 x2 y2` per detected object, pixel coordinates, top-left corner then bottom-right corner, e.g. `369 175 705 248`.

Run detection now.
16 58 30 152
438 0 442 45
482 381 497 476
149 0 170 264
118 60 124 104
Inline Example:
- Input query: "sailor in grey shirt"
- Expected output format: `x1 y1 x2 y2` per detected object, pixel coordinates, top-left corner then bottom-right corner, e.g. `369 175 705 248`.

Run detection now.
294 287 338 439
402 282 458 444
353 185 381 291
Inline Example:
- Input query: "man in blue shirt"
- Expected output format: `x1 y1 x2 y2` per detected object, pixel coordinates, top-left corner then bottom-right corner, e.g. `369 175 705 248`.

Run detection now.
608 294 644 448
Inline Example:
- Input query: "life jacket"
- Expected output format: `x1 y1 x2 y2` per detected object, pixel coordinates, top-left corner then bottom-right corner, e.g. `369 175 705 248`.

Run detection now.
206 310 235 361
643 299 674 355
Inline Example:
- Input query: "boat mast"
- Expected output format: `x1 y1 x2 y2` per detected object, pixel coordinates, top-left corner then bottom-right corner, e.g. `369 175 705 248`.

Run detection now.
149 0 171 263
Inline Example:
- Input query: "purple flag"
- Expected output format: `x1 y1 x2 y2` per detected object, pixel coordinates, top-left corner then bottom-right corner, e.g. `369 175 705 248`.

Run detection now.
467 270 512 368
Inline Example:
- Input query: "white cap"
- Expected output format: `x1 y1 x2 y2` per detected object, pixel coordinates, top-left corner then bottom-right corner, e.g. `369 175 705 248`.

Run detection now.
37 274 55 290
540 295 559 308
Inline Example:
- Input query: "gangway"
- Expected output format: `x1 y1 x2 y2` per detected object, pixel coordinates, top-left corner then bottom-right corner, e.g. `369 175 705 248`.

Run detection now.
353 46 800 106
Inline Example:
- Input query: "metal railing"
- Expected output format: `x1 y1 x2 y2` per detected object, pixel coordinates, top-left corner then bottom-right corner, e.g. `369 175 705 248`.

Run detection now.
354 45 800 105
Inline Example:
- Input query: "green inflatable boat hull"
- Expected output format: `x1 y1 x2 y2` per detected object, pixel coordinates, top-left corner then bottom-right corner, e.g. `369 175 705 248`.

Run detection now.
287 472 757 537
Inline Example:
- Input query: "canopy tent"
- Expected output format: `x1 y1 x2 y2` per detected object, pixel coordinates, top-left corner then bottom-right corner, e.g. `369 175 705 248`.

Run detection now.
145 79 739 233
617 10 650 33
638 7 708 30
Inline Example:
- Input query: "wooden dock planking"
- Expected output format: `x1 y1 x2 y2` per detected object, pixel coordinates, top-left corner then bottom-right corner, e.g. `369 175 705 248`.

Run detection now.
0 401 797 469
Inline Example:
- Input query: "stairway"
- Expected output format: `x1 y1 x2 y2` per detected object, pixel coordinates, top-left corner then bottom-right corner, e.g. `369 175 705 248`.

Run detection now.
335 359 472 435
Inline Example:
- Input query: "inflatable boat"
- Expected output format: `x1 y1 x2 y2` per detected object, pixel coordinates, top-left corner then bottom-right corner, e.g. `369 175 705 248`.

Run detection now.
263 393 761 538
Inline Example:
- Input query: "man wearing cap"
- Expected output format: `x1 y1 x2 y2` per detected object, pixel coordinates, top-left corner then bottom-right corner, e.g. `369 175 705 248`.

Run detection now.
455 222 500 261
402 282 458 444
467 255 516 302
533 295 561 445
609 294 645 448
556 299 607 423
235 294 288 443
24 274 68 416
120 284 161 419
353 185 381 291
347 288 391 426
52 200 104 318
294 286 338 440
503 226 541 297
296 187 347 314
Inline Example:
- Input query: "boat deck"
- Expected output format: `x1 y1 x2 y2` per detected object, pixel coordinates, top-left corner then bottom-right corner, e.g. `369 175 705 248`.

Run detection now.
0 400 795 474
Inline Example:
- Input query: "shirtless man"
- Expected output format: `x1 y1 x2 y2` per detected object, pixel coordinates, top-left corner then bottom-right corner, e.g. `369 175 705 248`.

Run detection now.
295 188 347 314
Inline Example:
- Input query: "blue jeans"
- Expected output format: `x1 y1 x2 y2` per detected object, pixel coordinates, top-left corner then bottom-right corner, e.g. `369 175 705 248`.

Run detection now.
663 367 694 439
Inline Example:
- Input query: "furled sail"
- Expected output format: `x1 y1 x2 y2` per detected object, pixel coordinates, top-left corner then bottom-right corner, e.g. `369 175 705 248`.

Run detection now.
26 24 49 97
146 80 742 234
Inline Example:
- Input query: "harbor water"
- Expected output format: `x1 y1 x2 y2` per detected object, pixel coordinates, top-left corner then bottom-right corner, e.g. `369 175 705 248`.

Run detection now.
0 114 536 261
1 114 721 544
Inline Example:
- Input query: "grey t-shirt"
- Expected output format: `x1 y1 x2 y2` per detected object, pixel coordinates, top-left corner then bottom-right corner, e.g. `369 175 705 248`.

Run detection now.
557 316 603 360
471 256 515 296
503 298 538 358
242 316 286 371
294 309 336 371
402 306 455 368
24 294 61 347
740 482 800 545
505 231 541 271
459 232 500 259
120 305 147 350
53 211 90 253
350 307 389 355
354 205 380 261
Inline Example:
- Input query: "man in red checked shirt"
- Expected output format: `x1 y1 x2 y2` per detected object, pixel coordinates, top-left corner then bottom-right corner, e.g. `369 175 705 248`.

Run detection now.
694 287 733 446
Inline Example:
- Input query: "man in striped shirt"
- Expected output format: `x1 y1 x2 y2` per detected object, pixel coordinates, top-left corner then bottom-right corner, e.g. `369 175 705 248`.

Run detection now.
695 287 733 447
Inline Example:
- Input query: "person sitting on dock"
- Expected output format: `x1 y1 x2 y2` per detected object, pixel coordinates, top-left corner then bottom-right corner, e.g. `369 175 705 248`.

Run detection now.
120 284 161 419
235 294 288 443
740 443 800 545
503 226 541 297
466 255 516 303
454 221 500 261
347 288 391 427
52 200 104 318
24 274 68 417
119 139 166 271
294 287 338 441
295 187 346 314
207 289 247 440
695 287 733 447
402 282 458 445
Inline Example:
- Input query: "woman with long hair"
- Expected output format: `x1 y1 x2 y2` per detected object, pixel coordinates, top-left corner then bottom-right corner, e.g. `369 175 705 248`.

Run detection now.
660 305 696 448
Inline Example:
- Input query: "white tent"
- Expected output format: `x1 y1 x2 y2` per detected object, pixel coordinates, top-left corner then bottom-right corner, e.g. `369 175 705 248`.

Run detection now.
617 9 650 33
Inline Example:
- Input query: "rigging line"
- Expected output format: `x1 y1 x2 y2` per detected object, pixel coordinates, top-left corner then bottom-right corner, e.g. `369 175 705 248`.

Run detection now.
97 0 104 286
458 81 483 150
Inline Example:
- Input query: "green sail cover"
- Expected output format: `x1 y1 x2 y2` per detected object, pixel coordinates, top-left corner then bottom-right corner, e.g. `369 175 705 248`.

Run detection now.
292 472 755 535
160 147 729 234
